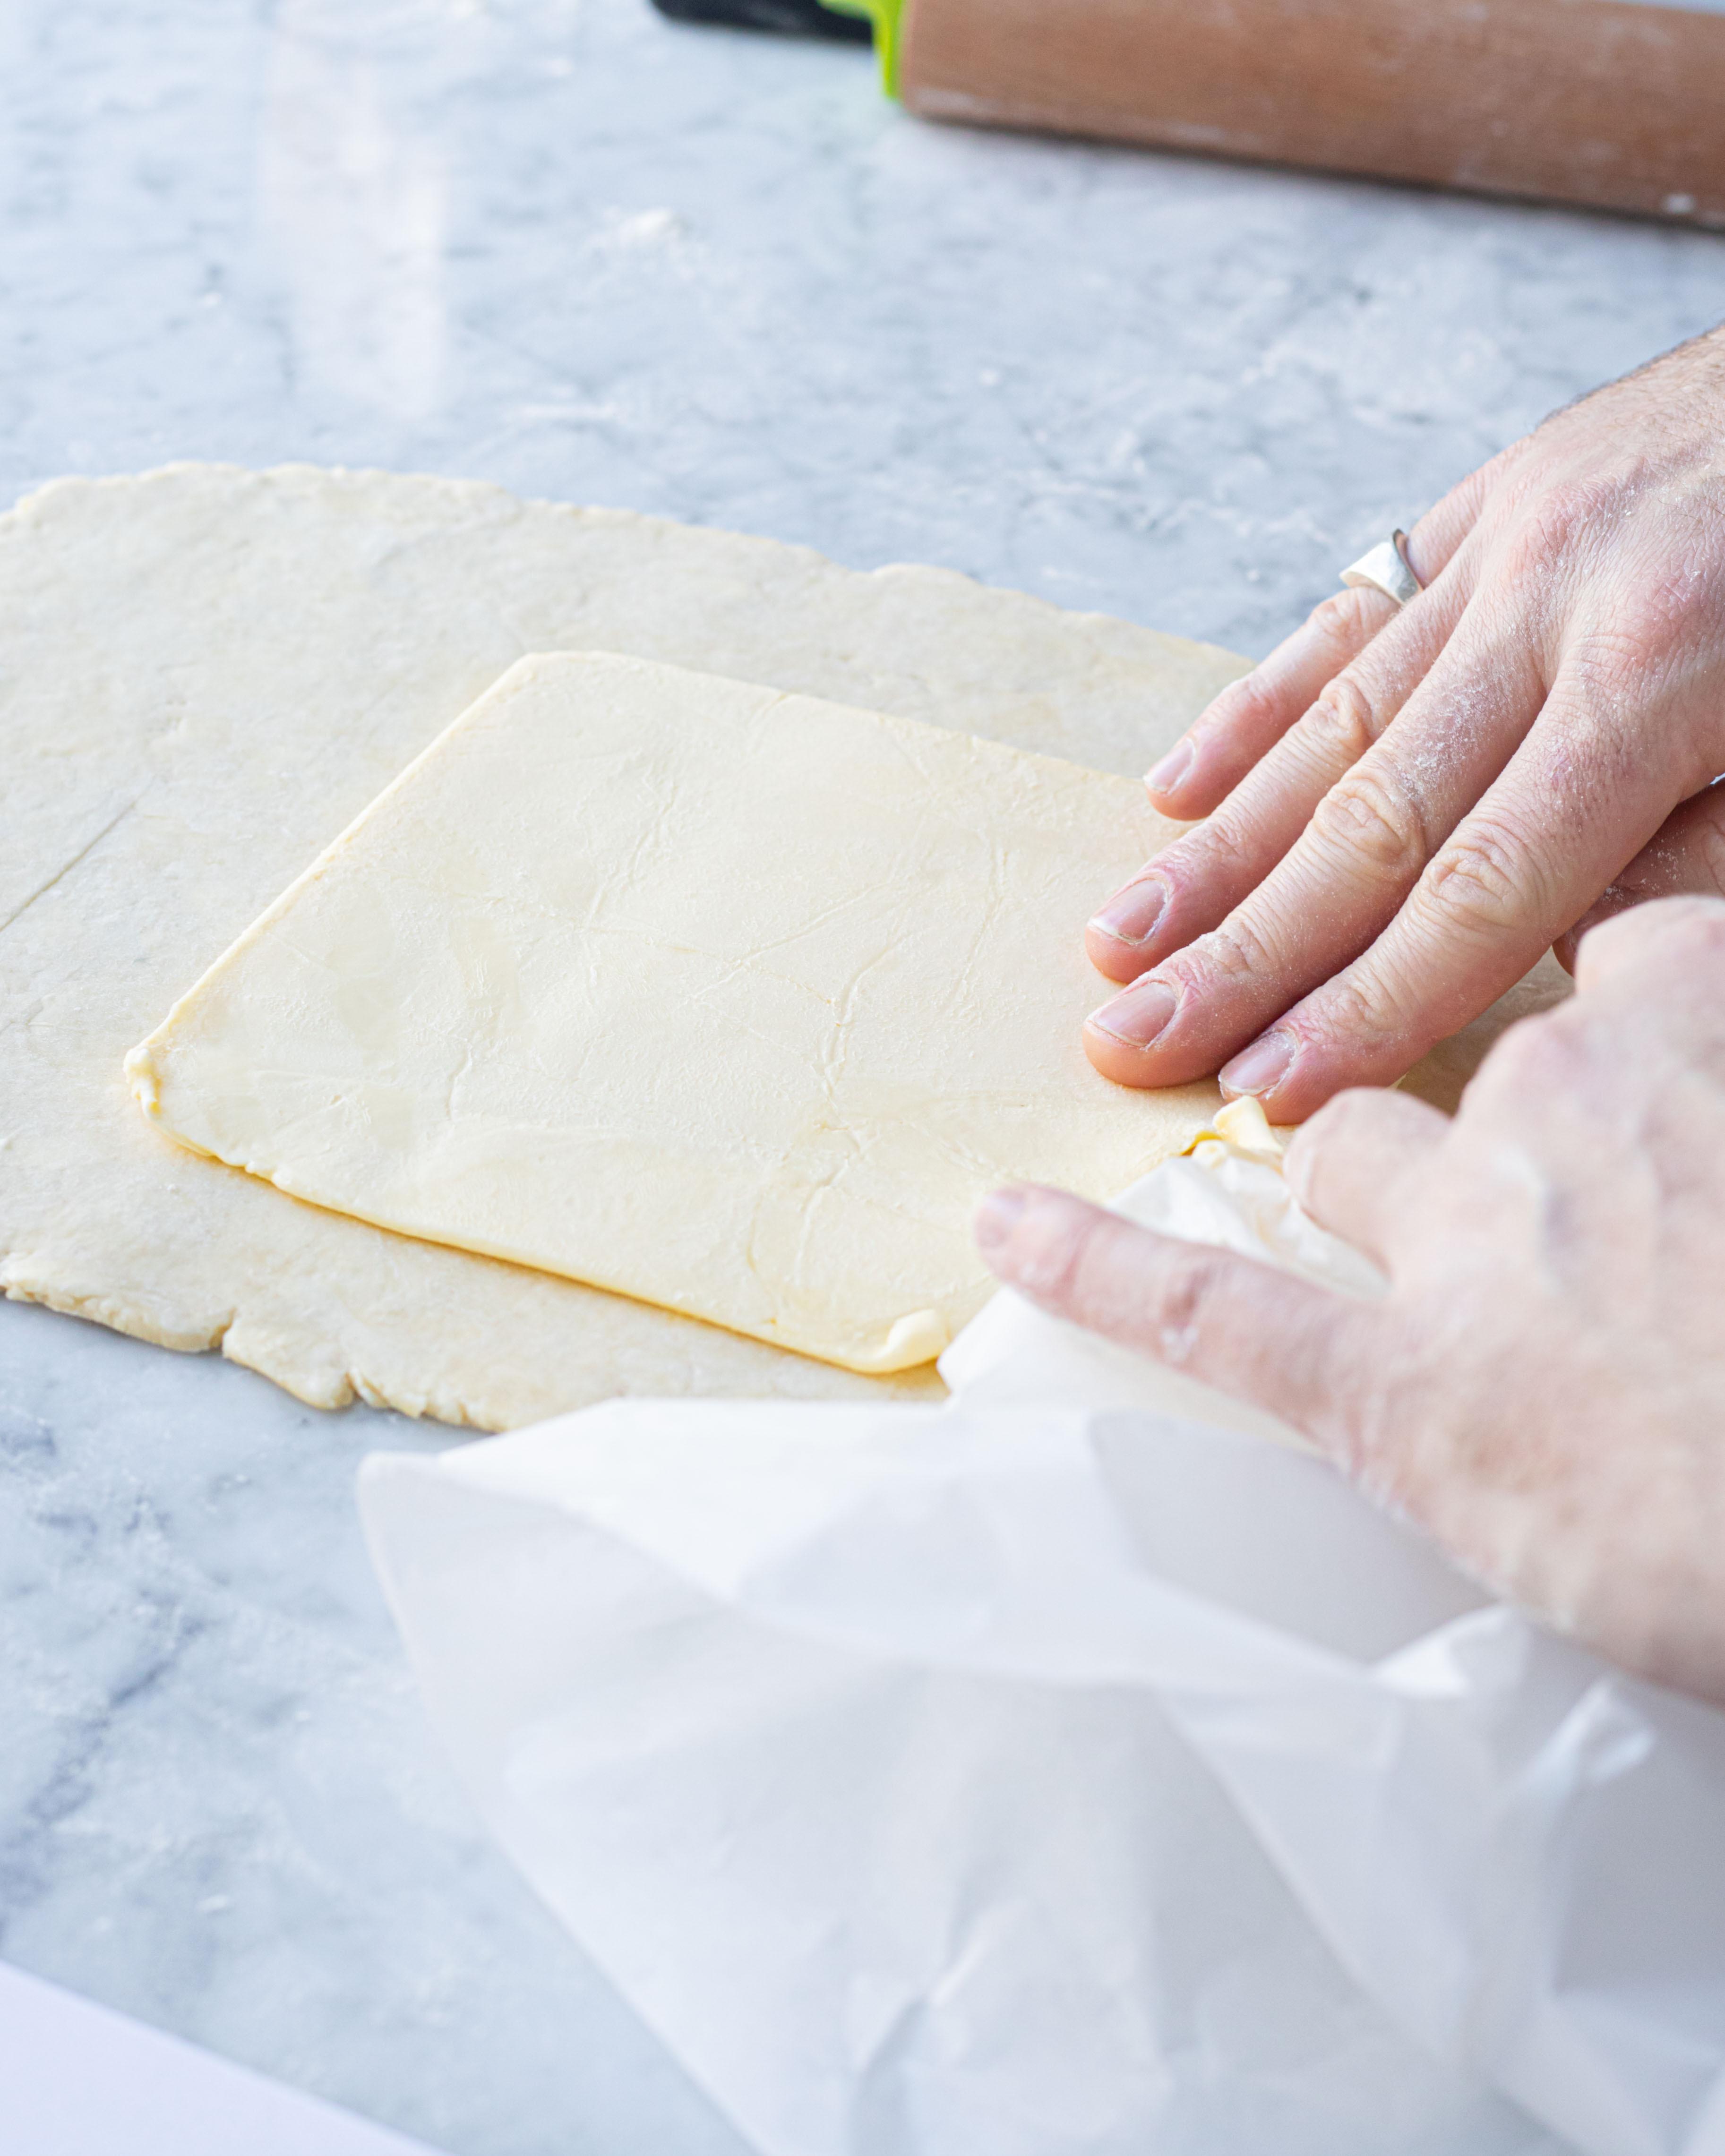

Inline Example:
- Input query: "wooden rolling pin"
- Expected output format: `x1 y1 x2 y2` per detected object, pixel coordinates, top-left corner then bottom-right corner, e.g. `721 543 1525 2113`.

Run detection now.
654 0 1725 225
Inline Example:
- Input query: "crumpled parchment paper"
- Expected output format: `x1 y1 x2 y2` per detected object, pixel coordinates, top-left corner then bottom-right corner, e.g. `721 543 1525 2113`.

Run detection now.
359 1135 1725 2156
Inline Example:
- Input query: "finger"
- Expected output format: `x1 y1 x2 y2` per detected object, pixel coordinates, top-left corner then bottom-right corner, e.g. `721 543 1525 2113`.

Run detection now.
1087 569 1476 987
1084 598 1543 1077
1141 492 1481 821
1205 661 1684 1119
1404 459 1495 581
1282 1087 1449 1266
1553 782 1725 971
1571 891 1725 995
973 1182 1375 1445
1143 585 1398 819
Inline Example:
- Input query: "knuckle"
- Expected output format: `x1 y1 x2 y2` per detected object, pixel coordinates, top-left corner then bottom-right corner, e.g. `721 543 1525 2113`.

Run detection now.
1167 808 1252 884
1309 968 1415 1054
1208 667 1284 737
1565 616 1677 705
1415 817 1539 942
1306 586 1386 654
1308 761 1431 883
1568 618 1639 677
1498 479 1605 581
1180 910 1280 994
1151 1245 1236 1366
1302 671 1385 769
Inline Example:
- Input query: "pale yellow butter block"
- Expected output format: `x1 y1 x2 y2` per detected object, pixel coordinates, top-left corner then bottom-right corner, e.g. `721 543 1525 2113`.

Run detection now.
127 651 1219 1375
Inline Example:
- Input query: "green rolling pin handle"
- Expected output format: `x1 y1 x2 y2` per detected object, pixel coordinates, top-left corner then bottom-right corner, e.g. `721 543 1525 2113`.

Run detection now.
817 0 905 92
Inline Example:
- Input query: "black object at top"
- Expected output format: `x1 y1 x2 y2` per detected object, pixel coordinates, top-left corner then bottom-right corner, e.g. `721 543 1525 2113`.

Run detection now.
650 0 872 39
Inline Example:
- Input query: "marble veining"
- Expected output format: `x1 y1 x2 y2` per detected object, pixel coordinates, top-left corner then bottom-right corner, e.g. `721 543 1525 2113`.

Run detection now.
1 0 1722 2148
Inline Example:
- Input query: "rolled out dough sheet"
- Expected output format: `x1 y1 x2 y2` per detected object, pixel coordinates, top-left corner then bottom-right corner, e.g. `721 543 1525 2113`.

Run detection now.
0 463 1259 1425
129 653 1222 1375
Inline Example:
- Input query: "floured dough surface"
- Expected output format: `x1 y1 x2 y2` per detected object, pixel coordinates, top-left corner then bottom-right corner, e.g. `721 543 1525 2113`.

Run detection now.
0 463 1253 1425
129 654 1221 1375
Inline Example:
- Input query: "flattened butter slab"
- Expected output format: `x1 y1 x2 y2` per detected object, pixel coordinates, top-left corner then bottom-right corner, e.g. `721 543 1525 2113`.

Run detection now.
127 651 1219 1374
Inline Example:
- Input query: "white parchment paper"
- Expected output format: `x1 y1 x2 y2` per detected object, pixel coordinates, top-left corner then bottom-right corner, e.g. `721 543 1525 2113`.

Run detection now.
360 1146 1725 2156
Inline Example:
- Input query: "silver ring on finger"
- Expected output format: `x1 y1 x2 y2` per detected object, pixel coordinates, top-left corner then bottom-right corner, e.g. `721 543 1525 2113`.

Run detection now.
1339 530 1422 609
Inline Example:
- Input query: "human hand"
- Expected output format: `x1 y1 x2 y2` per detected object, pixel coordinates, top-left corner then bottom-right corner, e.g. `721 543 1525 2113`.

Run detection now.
1084 324 1725 1121
979 897 1725 1705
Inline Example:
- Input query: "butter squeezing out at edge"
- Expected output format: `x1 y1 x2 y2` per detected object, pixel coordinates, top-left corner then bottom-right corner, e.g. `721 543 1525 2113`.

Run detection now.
127 651 1221 1374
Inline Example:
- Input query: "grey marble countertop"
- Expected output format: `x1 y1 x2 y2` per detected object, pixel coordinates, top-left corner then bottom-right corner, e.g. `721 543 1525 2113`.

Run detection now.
2 3 1723 2151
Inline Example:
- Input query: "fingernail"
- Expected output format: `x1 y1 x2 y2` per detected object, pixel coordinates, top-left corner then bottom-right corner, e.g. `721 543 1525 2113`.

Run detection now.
1089 875 1167 948
1145 741 1194 796
974 1187 1029 1252
1089 976 1178 1050
1219 1029 1295 1098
